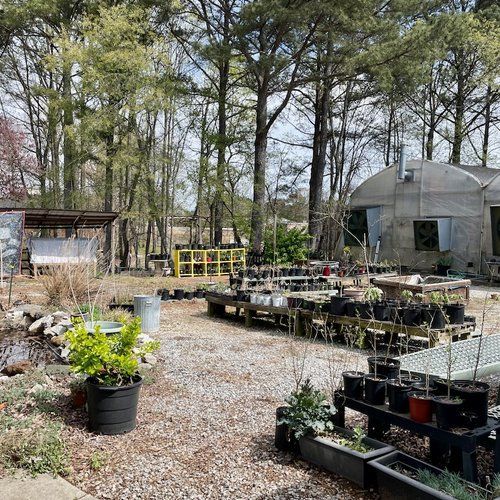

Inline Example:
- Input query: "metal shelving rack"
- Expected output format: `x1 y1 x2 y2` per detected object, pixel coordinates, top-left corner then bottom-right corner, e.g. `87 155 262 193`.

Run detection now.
173 248 246 277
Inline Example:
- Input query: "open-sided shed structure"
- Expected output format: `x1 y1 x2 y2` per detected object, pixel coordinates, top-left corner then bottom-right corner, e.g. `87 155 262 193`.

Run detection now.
346 159 500 274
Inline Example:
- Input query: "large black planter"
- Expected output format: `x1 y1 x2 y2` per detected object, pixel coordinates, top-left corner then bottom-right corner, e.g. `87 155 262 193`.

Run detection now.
433 396 462 430
421 305 446 329
299 426 394 489
342 371 364 399
436 264 451 276
86 377 143 435
185 291 194 300
367 356 400 379
364 375 387 405
173 289 185 300
195 290 205 299
387 379 411 413
160 289 170 301
373 302 391 321
401 306 421 326
444 303 465 325
369 451 489 500
451 380 489 427
346 301 372 319
330 295 351 316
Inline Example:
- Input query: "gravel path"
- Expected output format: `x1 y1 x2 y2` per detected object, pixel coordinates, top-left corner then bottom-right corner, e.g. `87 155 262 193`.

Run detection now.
68 301 373 500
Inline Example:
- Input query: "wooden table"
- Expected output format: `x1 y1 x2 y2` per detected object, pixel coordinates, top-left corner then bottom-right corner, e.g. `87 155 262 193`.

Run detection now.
334 391 500 482
205 293 475 346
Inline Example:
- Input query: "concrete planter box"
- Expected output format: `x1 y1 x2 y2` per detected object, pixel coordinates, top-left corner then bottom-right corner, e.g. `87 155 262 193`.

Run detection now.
298 426 394 488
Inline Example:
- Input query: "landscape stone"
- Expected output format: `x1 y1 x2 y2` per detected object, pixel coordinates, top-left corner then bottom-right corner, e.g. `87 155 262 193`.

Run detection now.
51 335 66 347
48 324 68 336
13 304 46 320
28 315 54 334
1 360 34 376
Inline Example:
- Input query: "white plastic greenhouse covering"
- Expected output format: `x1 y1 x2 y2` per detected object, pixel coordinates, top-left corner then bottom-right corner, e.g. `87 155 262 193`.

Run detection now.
348 159 500 273
28 238 98 264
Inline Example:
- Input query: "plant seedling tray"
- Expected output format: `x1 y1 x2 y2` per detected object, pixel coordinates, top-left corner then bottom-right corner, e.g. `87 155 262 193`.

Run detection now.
397 333 500 380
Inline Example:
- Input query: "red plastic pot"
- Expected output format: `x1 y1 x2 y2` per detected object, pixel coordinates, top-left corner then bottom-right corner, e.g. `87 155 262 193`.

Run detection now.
408 392 433 423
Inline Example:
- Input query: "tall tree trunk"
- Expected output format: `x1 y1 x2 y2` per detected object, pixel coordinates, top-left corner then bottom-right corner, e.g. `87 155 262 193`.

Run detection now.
62 58 76 212
213 5 230 245
308 38 332 254
250 88 267 252
103 131 114 262
451 57 465 164
482 85 491 167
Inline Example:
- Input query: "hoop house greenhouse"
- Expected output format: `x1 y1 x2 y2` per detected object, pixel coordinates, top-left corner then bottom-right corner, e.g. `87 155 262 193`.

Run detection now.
345 159 500 274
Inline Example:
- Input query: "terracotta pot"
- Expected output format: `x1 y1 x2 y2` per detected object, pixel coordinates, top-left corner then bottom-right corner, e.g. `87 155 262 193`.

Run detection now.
408 392 433 423
71 389 87 408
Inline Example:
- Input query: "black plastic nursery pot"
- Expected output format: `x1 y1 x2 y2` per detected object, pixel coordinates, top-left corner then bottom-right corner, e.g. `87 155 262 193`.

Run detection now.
399 374 422 386
369 450 489 500
298 426 394 489
195 290 205 299
387 379 411 413
373 302 391 322
235 290 247 302
275 406 298 452
401 306 421 326
86 377 143 435
364 375 387 405
433 396 463 430
367 356 400 380
450 380 489 427
421 305 446 329
345 300 372 319
160 289 170 301
330 295 352 316
444 303 465 325
173 289 185 300
342 371 364 399
185 291 195 300
109 303 134 313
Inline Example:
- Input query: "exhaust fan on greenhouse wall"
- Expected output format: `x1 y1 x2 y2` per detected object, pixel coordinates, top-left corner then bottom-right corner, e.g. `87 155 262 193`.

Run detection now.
413 218 451 252
344 207 381 247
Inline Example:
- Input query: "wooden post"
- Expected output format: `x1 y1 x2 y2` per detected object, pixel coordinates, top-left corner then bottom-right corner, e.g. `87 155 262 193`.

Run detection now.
245 309 254 327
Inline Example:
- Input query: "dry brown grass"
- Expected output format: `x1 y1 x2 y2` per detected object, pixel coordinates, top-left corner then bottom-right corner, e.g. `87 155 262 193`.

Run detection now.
39 262 99 308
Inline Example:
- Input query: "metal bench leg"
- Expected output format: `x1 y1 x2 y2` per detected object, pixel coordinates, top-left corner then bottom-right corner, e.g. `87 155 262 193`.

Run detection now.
461 449 478 483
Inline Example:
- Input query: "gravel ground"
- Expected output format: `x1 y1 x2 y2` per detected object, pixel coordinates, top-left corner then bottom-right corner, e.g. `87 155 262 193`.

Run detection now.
67 300 374 500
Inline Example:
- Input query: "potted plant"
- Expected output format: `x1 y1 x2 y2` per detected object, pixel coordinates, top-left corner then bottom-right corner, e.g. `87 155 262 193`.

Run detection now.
184 287 195 300
436 255 453 276
443 293 465 325
278 380 393 489
65 318 160 435
408 353 433 423
69 377 87 408
433 335 462 430
421 292 446 329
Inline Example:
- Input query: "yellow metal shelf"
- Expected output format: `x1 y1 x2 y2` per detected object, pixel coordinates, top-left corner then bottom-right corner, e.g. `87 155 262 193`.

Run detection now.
173 248 246 277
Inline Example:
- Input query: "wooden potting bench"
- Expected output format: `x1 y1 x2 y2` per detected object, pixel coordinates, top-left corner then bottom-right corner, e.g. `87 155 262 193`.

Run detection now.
334 391 500 483
205 293 476 347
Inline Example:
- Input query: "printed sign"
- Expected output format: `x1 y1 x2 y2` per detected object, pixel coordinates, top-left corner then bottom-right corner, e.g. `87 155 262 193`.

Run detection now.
0 211 25 276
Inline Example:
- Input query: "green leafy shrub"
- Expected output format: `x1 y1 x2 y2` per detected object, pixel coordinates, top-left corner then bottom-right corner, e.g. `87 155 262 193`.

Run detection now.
65 317 160 386
264 224 310 265
279 379 335 439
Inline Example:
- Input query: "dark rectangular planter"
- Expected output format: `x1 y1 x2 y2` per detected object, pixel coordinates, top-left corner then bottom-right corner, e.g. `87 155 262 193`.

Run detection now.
298 426 394 488
369 451 489 500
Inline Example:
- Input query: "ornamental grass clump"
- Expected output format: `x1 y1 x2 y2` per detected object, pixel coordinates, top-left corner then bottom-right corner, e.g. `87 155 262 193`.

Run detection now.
65 317 159 386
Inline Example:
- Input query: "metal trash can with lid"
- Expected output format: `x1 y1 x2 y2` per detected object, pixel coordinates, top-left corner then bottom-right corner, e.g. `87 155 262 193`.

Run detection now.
133 295 161 333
